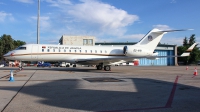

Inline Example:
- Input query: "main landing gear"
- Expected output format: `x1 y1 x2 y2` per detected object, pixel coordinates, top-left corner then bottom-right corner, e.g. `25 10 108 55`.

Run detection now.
104 66 111 71
96 64 111 71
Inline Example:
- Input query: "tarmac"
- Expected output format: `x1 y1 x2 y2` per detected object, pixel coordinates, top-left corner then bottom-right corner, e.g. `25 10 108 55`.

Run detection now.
0 66 200 112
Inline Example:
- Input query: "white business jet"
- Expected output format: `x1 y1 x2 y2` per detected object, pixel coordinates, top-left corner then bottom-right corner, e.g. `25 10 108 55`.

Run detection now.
3 29 196 71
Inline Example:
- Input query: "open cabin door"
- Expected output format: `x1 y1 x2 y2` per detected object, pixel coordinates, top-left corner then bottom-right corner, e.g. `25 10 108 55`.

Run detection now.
31 45 38 60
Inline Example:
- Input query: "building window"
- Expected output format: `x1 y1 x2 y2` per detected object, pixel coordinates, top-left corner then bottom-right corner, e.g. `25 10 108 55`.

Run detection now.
53 49 55 52
47 49 50 52
69 50 71 52
90 50 92 53
105 50 107 53
75 50 76 53
64 49 66 52
100 50 102 53
88 39 93 45
95 50 97 53
83 39 87 45
85 50 87 53
59 49 61 52
42 49 44 52
80 50 81 53
83 39 93 46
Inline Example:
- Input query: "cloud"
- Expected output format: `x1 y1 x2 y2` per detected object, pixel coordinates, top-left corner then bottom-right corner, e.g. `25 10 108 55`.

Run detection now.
13 0 34 4
68 0 138 29
0 11 15 22
0 2 5 5
170 0 177 3
30 16 51 31
45 0 72 6
19 0 139 44
46 0 139 37
153 24 172 30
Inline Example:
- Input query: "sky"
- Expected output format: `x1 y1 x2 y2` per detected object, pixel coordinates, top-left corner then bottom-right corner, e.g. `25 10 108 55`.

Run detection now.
0 0 200 46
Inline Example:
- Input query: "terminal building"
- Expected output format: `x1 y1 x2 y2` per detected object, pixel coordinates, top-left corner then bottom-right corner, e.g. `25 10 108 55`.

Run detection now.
59 36 177 66
59 35 95 46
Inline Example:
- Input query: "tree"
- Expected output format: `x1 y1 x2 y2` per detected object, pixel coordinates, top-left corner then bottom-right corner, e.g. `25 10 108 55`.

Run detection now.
183 37 188 46
0 34 26 61
189 34 195 45
13 40 26 48
178 34 200 65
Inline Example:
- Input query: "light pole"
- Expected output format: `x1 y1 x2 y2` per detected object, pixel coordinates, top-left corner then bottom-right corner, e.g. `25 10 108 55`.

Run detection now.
37 0 40 44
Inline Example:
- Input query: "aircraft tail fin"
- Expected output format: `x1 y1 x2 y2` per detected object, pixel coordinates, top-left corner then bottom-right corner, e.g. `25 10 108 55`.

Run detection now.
136 29 192 53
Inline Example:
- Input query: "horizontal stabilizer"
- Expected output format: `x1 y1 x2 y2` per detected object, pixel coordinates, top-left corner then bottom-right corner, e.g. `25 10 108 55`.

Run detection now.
181 43 197 57
153 29 194 33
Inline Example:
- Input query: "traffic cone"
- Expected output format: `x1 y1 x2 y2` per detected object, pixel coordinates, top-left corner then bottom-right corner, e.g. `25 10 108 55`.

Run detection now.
186 66 188 70
9 70 14 82
193 68 198 76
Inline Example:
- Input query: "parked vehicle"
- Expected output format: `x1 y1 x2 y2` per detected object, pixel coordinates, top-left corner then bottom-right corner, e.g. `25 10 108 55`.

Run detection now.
0 64 4 67
37 63 51 68
60 62 66 67
54 63 59 67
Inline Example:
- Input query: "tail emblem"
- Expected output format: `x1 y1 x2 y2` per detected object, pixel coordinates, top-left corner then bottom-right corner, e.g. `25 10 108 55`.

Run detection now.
148 35 153 41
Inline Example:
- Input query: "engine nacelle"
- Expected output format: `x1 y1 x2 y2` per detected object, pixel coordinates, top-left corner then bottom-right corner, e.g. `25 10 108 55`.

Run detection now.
123 46 152 57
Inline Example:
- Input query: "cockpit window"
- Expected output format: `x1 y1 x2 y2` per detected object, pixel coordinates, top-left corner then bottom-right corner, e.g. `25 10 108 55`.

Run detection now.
16 47 26 50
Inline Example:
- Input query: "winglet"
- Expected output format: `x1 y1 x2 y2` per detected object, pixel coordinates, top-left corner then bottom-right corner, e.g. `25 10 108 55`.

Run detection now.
181 43 197 57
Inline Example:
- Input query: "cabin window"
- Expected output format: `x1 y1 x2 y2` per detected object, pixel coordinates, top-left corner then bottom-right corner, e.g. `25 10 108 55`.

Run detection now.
16 47 26 50
42 49 44 52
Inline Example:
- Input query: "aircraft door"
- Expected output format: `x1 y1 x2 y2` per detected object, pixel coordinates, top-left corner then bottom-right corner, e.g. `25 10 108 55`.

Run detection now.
31 45 38 60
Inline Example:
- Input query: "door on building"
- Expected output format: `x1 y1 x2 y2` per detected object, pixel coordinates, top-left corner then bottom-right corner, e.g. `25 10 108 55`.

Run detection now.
31 45 38 60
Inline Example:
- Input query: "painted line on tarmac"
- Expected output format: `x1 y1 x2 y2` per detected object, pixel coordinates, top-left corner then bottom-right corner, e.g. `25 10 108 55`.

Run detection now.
99 75 180 112
0 74 10 79
0 70 20 79
1 70 37 112
165 75 179 108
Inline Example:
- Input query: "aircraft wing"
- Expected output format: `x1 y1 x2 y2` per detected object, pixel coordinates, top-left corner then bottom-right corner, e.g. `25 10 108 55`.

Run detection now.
75 57 127 65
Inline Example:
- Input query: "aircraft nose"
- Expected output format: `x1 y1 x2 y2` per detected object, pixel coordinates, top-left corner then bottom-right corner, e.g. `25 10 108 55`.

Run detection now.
3 53 9 57
3 52 14 58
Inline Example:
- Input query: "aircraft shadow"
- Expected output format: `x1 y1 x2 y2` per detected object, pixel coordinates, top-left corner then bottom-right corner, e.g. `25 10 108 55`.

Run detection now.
1 77 200 111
